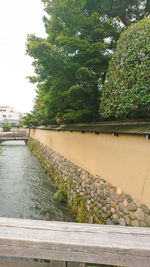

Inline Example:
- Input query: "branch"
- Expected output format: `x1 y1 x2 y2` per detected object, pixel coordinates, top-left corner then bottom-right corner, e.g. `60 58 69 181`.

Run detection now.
119 14 131 26
107 0 114 13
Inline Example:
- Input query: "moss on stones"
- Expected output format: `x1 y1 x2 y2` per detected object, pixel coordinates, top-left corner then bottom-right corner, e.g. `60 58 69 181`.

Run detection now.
54 189 68 203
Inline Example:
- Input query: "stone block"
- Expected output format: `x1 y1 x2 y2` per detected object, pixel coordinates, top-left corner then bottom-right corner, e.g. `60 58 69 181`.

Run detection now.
139 221 147 227
135 208 144 221
106 218 113 225
131 220 139 227
133 199 141 208
97 203 102 209
123 208 129 215
106 211 111 218
106 197 111 204
126 194 133 203
111 208 115 214
110 201 116 208
118 203 124 212
111 214 119 224
141 204 150 215
119 218 126 226
145 215 150 227
102 207 107 213
127 202 137 211
129 212 136 220
124 215 131 226
106 204 111 210
116 188 121 195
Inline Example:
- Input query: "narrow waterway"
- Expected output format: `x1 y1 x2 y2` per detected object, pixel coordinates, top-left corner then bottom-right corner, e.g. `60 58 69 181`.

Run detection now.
0 141 74 222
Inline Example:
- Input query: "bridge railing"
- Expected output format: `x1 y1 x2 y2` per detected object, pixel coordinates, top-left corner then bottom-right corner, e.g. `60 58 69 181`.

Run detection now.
0 217 150 267
0 131 28 141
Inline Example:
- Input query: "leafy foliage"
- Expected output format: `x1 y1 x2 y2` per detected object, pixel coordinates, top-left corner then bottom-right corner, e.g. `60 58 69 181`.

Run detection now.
3 122 11 132
100 18 150 120
24 0 150 127
84 0 150 26
22 113 38 128
25 0 120 126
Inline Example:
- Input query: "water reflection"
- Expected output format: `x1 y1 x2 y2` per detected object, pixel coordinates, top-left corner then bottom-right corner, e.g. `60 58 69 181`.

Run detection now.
0 141 74 222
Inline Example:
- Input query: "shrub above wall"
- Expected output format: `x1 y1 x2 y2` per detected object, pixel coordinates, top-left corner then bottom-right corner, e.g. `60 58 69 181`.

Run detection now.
100 18 150 120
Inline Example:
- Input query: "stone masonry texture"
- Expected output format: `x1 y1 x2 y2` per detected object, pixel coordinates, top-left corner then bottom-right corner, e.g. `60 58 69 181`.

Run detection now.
28 137 150 227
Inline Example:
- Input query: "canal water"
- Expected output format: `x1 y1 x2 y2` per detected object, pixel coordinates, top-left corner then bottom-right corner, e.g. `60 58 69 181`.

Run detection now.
0 141 113 267
0 141 74 221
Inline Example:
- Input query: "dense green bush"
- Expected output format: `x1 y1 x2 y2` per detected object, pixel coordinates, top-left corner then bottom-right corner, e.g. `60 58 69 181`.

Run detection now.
100 18 150 120
3 122 11 132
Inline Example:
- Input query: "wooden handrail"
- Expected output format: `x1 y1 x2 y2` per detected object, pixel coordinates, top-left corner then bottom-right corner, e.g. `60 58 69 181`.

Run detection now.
0 217 150 267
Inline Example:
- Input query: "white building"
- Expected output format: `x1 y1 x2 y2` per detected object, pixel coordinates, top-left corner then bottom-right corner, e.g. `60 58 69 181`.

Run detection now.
0 106 23 126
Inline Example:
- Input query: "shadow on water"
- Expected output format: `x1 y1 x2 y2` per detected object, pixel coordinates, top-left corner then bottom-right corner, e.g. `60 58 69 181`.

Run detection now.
0 141 74 222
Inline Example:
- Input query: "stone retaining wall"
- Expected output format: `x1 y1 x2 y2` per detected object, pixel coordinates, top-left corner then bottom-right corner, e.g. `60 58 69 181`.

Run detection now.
28 137 150 227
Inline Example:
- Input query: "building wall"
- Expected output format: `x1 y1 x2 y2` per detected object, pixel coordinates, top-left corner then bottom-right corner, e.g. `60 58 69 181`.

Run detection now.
30 128 150 207
0 106 21 124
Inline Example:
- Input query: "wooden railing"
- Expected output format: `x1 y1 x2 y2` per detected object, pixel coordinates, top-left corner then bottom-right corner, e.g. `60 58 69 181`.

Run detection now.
0 217 150 267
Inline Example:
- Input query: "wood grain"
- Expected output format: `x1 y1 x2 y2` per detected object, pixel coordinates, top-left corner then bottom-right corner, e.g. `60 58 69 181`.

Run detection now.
0 218 150 267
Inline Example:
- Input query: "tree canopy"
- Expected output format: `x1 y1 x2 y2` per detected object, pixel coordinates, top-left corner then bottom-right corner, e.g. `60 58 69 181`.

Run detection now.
26 0 120 125
83 0 150 26
24 0 150 127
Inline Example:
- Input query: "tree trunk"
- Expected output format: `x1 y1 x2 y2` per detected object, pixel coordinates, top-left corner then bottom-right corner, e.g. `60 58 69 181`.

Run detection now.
119 15 131 26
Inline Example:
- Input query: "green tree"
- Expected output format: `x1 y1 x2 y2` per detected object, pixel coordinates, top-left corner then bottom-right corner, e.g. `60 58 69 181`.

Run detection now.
100 18 150 120
22 113 37 128
84 0 150 26
26 0 120 124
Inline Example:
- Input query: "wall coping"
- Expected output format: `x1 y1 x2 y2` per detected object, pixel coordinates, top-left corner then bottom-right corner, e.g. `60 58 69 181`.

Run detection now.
32 121 150 136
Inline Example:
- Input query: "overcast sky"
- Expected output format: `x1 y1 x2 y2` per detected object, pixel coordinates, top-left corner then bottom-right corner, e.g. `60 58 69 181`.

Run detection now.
0 0 46 113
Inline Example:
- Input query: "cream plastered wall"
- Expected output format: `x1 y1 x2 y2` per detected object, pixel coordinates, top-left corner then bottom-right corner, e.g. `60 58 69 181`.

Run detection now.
30 129 150 207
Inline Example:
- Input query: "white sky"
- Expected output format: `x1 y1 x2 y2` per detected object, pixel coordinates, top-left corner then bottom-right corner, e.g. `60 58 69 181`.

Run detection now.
0 0 46 113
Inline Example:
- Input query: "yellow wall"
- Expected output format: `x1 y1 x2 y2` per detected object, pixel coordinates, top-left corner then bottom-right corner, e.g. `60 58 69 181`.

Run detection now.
30 129 150 207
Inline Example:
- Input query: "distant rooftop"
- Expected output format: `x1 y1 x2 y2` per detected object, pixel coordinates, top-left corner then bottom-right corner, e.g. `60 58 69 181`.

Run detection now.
0 106 9 108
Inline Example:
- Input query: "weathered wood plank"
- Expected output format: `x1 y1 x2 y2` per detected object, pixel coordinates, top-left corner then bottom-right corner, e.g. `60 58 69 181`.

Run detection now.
0 217 150 267
0 259 50 267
